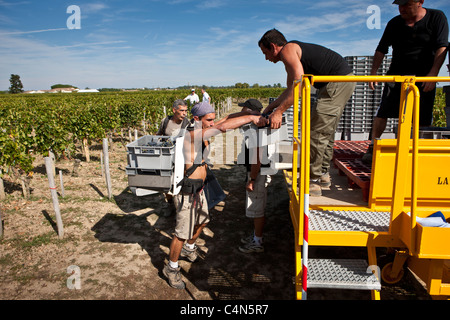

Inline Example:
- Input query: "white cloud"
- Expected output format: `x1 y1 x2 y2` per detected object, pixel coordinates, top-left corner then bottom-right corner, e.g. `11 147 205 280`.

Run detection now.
0 28 66 35
82 3 109 14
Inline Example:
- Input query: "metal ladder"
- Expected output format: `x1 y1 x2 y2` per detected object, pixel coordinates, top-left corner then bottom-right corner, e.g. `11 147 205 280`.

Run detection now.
288 75 423 300
306 209 388 292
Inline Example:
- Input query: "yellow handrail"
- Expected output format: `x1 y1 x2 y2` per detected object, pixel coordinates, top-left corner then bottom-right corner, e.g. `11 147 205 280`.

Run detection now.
310 75 450 84
410 84 421 254
291 75 450 256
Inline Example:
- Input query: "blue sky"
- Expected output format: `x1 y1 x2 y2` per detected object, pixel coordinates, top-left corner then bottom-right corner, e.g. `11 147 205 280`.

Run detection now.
1 0 449 91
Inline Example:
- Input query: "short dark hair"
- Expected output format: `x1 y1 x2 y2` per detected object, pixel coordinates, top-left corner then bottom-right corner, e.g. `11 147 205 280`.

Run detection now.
258 29 287 50
172 99 187 110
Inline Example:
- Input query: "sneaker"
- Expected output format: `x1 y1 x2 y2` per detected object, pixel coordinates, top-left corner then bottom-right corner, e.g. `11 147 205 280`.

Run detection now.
362 144 373 165
180 244 198 262
241 234 263 245
162 264 185 289
309 182 322 197
239 239 264 253
319 172 331 188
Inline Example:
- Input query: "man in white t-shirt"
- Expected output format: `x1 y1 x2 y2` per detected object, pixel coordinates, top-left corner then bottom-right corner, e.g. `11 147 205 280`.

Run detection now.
184 88 199 105
201 88 210 103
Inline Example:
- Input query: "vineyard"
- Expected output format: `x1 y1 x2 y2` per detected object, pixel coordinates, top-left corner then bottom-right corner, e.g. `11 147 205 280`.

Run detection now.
0 87 442 300
0 88 284 192
1 86 447 197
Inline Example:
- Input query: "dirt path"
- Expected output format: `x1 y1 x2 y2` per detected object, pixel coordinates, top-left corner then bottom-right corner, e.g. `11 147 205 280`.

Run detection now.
0 104 431 300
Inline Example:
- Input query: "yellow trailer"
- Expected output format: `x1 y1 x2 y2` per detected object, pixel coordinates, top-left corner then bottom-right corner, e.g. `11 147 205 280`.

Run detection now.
284 75 450 300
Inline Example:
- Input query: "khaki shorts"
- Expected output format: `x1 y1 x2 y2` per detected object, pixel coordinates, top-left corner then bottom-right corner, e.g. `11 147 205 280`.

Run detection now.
245 174 271 219
173 190 210 240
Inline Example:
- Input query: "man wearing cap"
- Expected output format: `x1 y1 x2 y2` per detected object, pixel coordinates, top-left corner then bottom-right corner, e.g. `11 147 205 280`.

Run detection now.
235 99 272 253
362 0 449 164
184 88 199 105
258 29 356 196
163 102 266 289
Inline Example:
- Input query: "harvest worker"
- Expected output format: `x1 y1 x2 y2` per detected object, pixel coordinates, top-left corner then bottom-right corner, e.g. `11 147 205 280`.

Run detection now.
163 102 266 289
184 88 200 106
157 99 190 215
201 88 211 103
258 29 355 196
362 0 449 164
236 99 271 253
156 99 190 137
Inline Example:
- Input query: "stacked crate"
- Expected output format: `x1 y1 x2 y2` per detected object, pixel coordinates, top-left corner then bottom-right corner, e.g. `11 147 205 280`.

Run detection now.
338 55 394 140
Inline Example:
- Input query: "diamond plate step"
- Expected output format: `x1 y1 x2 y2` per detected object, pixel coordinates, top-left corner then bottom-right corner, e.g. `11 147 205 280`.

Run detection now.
308 259 381 290
309 210 390 232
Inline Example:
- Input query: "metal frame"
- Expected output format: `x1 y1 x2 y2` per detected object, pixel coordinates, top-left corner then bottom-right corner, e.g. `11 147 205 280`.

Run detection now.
284 75 450 300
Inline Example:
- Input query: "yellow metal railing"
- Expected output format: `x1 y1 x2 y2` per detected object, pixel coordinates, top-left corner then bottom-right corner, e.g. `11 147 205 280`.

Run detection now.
291 75 450 255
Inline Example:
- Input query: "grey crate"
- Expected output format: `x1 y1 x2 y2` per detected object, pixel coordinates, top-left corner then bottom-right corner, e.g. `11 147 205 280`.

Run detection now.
126 168 172 190
126 135 175 170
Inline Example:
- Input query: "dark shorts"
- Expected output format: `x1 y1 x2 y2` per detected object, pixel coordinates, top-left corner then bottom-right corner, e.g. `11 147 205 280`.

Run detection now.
376 82 436 126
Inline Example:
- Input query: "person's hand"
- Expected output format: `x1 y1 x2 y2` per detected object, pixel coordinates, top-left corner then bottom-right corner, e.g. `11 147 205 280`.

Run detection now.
246 180 255 192
422 72 437 92
269 111 282 129
255 115 269 127
369 71 378 91
422 81 436 92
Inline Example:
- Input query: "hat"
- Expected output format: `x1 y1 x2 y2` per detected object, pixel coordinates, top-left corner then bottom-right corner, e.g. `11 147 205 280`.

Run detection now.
238 99 263 111
191 102 215 117
393 0 410 5
191 88 195 92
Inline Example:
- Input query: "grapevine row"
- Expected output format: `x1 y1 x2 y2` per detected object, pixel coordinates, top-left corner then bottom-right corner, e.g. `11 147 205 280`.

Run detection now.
0 88 284 177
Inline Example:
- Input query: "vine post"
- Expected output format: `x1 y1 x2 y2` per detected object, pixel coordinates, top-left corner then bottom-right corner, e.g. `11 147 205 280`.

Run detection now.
102 138 112 200
45 157 64 239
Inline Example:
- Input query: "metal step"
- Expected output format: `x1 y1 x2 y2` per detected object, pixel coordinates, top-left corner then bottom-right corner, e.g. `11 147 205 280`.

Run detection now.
309 210 390 232
308 259 381 290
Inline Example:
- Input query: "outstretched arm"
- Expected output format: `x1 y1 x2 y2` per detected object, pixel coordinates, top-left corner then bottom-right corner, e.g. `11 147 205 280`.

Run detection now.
263 43 304 129
203 114 266 140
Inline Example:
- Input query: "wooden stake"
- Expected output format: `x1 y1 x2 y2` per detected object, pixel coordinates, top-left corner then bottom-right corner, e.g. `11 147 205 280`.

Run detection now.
83 138 90 162
45 157 64 239
20 176 30 199
102 138 112 200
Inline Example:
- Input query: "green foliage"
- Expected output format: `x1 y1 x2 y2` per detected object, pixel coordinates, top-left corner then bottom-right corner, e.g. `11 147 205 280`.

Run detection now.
433 87 447 127
0 88 284 175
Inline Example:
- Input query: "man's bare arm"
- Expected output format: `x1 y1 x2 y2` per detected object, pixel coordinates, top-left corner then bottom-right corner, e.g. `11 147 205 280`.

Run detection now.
265 43 304 129
423 46 448 92
369 50 386 90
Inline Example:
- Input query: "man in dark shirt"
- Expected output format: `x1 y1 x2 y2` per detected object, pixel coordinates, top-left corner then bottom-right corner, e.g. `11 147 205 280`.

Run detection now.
258 29 355 196
363 0 449 163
